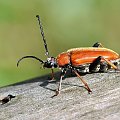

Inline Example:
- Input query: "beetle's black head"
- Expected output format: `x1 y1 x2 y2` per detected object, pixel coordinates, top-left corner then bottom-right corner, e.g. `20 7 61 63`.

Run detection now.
43 57 57 68
17 56 58 69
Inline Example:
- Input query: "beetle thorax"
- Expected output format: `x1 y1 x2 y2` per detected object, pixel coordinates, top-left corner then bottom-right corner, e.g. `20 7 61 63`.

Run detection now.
43 57 57 68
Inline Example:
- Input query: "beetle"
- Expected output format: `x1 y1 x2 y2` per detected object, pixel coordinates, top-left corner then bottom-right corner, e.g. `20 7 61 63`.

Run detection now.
17 15 120 96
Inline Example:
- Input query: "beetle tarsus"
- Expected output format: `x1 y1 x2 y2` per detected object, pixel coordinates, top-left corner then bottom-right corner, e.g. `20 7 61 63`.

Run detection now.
55 90 60 96
84 82 92 93
51 90 60 98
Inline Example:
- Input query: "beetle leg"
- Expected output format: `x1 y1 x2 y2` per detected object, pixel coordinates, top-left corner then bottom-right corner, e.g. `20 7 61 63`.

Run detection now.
92 42 104 48
73 70 92 93
51 68 54 80
99 62 108 72
89 56 101 73
101 57 120 71
55 69 66 96
89 56 120 72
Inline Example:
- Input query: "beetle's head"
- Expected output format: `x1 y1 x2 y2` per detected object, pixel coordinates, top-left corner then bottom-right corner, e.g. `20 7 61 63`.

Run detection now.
43 57 57 68
17 56 58 69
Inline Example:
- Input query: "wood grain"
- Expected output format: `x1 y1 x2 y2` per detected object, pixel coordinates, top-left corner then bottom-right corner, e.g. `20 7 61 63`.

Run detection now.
0 69 120 120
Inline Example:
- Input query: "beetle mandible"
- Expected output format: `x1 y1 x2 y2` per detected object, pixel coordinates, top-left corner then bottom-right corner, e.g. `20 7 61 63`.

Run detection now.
17 15 120 96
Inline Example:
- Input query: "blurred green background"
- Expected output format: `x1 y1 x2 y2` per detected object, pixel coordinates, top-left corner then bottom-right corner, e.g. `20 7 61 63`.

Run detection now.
0 0 120 87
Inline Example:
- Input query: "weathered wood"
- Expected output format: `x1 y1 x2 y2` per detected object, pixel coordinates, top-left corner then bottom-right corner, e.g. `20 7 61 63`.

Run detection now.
0 70 120 120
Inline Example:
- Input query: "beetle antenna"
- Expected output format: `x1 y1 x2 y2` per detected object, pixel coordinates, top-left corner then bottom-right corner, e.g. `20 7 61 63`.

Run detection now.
17 56 44 67
36 15 49 57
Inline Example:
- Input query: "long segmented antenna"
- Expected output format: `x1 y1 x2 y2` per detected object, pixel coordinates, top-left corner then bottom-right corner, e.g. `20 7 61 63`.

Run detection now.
17 56 44 67
36 15 49 57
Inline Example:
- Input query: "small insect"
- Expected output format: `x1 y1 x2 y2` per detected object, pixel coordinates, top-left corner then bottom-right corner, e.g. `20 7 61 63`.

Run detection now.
0 94 16 104
17 15 120 96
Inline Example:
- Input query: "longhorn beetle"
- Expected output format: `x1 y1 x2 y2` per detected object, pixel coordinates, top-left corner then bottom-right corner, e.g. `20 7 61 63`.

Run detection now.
17 15 120 96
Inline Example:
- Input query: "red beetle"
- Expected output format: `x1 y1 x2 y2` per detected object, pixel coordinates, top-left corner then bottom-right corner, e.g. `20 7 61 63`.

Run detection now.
17 15 120 96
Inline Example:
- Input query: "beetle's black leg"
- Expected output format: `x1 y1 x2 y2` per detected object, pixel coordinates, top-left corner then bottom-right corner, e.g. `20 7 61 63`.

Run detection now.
89 56 102 73
55 69 67 96
92 42 104 47
89 56 120 73
73 70 92 93
99 62 108 72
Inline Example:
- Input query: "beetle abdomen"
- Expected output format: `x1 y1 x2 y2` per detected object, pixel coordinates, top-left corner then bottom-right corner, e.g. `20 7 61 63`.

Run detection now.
69 47 119 66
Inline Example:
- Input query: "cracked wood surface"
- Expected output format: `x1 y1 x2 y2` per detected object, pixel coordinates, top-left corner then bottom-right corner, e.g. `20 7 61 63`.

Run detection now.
0 70 120 120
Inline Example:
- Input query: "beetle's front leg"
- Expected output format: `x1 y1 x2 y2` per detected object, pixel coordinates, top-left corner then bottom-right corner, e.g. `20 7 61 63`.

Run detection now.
55 69 67 96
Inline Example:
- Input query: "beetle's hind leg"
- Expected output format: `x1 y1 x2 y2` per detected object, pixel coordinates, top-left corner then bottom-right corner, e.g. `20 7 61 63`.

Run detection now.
90 56 120 72
89 56 101 73
101 57 120 71
73 69 92 93
92 42 104 48
89 56 108 73
99 62 108 72
89 56 120 73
